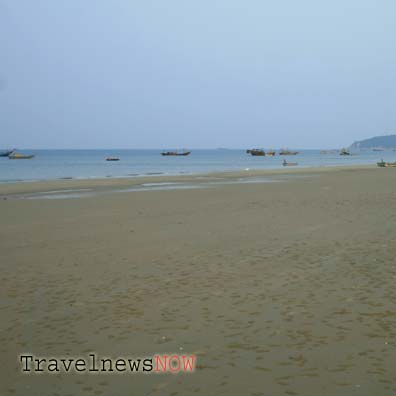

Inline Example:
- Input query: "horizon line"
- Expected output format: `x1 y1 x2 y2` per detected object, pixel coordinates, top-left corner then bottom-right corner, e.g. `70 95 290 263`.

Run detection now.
3 146 348 151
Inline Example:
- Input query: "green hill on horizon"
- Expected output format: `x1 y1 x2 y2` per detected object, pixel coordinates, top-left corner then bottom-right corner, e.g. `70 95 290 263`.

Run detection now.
350 134 396 149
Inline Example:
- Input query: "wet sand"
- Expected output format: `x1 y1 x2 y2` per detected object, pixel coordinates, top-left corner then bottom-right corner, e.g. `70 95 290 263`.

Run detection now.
1 166 396 395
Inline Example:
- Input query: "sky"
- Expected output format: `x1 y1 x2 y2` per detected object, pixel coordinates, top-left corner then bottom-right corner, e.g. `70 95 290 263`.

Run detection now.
1 0 395 149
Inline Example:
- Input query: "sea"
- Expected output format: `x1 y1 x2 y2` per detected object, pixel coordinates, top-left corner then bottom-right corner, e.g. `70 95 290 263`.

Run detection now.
0 149 394 184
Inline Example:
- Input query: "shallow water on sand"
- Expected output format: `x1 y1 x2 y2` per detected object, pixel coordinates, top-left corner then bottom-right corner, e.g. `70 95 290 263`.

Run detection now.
10 176 284 200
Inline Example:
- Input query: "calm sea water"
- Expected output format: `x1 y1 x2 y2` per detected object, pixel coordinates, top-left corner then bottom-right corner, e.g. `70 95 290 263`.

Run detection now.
0 149 394 183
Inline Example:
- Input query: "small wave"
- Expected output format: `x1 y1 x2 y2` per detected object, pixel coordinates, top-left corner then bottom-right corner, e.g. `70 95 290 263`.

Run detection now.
0 179 24 184
35 189 93 195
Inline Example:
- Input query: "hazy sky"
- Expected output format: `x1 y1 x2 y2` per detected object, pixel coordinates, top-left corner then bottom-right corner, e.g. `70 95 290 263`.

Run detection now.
1 1 395 149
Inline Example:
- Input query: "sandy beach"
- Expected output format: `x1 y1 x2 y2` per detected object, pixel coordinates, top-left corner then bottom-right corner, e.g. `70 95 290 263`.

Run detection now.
1 165 396 395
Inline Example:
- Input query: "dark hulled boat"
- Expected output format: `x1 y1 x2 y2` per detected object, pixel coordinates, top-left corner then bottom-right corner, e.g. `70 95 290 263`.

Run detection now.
161 150 191 156
0 149 14 157
340 148 350 156
279 149 298 155
247 149 265 156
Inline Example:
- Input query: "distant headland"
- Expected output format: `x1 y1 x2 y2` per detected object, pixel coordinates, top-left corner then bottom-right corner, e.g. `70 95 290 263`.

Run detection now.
350 134 396 149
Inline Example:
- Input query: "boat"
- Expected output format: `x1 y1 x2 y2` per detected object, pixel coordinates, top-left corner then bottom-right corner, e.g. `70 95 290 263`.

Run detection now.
340 148 350 155
0 149 14 157
266 150 276 156
372 147 385 151
8 153 34 159
320 150 337 154
282 160 298 166
161 150 191 156
279 149 298 155
377 160 396 167
247 149 265 156
106 157 120 161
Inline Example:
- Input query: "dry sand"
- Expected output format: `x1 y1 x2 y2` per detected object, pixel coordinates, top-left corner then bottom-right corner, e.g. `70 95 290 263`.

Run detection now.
1 166 396 395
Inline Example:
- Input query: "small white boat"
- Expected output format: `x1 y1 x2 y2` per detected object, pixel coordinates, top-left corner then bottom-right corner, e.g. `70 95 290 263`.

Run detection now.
283 160 298 166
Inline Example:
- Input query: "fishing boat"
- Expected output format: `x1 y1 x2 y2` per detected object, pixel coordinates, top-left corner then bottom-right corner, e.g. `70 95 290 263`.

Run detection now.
161 150 191 156
377 160 396 167
106 157 120 161
0 149 14 157
279 149 298 155
247 149 265 156
282 160 298 166
266 150 276 156
340 148 350 156
8 152 34 159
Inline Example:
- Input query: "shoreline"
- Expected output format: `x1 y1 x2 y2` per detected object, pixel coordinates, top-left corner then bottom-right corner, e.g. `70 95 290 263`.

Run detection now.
2 164 396 395
0 163 378 197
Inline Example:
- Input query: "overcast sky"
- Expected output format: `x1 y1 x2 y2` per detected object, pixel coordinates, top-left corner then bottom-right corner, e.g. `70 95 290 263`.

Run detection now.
1 1 395 149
